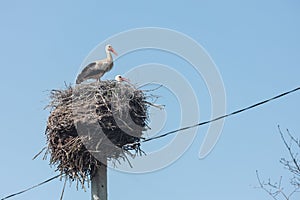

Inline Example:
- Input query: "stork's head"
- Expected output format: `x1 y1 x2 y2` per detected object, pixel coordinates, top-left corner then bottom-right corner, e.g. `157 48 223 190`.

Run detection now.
115 75 129 82
105 44 118 56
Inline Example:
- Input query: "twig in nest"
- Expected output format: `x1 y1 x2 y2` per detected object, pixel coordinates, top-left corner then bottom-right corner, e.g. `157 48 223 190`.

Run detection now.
40 81 159 189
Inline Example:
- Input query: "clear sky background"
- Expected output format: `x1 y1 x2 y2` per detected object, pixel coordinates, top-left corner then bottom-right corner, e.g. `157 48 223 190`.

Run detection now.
1 0 300 200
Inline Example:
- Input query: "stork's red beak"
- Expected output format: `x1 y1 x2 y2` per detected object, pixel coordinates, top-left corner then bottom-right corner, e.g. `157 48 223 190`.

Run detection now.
110 48 118 56
121 77 129 82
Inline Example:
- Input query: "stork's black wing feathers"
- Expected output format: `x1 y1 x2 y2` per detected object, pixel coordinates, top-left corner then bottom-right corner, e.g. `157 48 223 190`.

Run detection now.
76 62 100 84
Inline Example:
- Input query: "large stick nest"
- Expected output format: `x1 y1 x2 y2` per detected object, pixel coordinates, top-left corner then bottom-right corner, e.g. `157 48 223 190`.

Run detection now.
44 81 150 187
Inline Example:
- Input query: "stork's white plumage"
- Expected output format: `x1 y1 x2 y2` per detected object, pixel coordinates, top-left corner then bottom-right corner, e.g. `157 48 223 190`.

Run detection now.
115 75 129 82
76 44 117 84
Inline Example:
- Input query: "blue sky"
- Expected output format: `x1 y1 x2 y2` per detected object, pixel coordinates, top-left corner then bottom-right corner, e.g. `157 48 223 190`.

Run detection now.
1 0 300 199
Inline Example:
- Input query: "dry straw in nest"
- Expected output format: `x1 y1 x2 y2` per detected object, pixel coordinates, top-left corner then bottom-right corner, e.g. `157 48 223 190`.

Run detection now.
44 81 151 188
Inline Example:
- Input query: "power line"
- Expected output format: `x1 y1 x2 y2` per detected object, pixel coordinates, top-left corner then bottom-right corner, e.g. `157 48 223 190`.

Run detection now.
142 86 300 143
1 174 61 200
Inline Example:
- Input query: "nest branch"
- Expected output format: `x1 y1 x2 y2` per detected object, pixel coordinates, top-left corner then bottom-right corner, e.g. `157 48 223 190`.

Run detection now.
43 81 151 189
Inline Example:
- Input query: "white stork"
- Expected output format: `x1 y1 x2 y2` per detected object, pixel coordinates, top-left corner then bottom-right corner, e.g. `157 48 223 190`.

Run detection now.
76 44 118 84
115 75 129 82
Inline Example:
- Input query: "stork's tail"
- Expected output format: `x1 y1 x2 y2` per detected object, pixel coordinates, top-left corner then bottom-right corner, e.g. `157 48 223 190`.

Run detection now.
76 76 83 84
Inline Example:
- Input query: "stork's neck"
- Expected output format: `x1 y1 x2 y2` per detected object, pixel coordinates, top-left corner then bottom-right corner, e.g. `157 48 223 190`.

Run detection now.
106 50 113 62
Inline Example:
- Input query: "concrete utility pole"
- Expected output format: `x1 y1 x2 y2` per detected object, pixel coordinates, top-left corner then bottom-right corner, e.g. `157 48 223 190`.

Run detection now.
91 161 107 200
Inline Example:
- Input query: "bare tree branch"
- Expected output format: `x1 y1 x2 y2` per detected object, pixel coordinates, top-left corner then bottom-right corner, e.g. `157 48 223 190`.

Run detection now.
256 127 300 199
278 126 300 176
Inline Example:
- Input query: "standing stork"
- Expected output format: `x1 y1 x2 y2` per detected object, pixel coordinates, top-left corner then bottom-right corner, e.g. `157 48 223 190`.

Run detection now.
76 44 118 84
